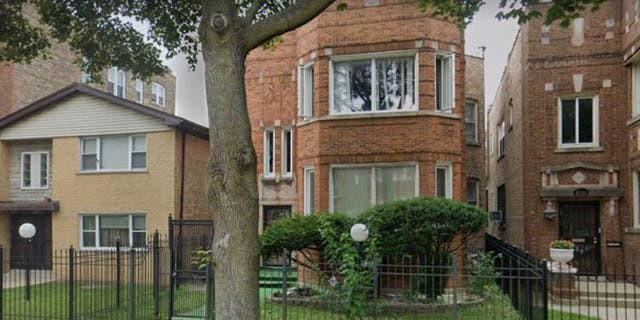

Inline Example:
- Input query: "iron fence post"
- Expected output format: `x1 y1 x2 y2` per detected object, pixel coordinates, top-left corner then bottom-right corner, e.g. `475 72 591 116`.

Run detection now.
0 246 4 320
282 249 288 320
68 246 75 320
205 262 214 320
129 247 135 320
116 238 121 308
451 253 458 320
168 214 175 318
540 259 549 320
153 231 160 317
372 254 379 320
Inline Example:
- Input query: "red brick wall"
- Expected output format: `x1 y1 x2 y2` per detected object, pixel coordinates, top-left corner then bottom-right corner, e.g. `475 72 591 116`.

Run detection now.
179 132 211 221
246 0 467 218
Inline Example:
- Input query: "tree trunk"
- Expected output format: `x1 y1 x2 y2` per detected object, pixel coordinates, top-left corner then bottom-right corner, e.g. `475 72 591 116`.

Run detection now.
201 26 260 320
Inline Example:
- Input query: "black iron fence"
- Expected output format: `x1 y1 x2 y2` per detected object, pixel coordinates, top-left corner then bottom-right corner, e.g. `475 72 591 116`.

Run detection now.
0 232 169 320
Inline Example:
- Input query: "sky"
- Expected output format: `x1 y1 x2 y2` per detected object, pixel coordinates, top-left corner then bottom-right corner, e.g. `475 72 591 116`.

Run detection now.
162 1 520 127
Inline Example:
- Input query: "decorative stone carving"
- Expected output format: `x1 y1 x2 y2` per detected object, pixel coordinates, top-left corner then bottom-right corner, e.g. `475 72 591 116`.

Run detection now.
572 171 586 184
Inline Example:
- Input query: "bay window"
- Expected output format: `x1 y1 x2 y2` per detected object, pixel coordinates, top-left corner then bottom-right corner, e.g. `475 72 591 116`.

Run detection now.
332 53 417 114
435 163 452 199
559 96 598 147
298 64 314 118
304 168 315 216
80 214 146 249
80 134 147 171
331 164 417 217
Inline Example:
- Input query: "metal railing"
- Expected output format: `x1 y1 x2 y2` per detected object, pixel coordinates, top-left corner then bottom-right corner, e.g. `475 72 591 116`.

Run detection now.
0 232 168 320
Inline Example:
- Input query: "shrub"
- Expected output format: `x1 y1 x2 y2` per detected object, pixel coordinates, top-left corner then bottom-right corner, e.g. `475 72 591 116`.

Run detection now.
360 197 487 257
260 213 354 261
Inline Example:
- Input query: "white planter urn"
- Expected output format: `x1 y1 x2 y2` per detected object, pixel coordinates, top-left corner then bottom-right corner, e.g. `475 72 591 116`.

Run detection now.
549 248 574 264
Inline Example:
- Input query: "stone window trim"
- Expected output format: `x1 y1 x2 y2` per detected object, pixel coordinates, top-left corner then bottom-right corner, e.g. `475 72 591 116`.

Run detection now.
296 109 460 127
20 151 49 190
329 50 419 116
557 95 600 149
79 213 146 250
328 162 420 214
79 134 147 173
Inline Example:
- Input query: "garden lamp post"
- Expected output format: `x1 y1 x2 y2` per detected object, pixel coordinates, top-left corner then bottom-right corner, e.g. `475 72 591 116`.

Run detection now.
19 223 36 301
350 223 369 265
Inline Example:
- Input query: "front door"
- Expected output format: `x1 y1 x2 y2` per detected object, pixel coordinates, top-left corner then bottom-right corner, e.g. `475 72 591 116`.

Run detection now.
558 202 601 274
262 206 292 266
10 213 52 269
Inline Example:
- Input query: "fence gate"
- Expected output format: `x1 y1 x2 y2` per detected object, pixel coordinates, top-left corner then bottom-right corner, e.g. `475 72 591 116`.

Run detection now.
168 217 214 319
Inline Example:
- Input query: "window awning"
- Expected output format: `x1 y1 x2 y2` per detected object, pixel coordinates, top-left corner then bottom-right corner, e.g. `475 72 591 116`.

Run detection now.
0 200 59 212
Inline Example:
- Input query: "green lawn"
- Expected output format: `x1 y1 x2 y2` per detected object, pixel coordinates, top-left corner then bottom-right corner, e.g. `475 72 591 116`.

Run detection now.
0 282 603 320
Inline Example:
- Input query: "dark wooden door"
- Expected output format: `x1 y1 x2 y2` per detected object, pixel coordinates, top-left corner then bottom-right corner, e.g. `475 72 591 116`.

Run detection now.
10 213 52 269
558 202 601 274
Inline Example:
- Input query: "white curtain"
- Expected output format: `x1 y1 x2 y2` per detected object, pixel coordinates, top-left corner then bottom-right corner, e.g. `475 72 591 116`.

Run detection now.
375 166 416 204
101 135 129 169
333 167 372 217
377 57 414 110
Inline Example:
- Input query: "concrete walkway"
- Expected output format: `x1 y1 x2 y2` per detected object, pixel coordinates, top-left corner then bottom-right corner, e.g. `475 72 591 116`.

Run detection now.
550 303 639 319
2 269 55 289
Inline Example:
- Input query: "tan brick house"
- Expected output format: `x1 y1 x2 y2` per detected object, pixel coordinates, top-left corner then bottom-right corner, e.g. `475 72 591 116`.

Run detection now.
0 83 208 269
245 0 486 231
0 5 176 117
487 0 640 274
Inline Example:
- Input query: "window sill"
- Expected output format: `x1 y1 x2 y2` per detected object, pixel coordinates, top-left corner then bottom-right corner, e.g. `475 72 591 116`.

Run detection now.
298 109 460 126
20 187 49 190
497 154 505 162
555 146 603 153
627 115 640 127
466 142 481 147
624 227 640 234
262 175 293 183
78 169 148 175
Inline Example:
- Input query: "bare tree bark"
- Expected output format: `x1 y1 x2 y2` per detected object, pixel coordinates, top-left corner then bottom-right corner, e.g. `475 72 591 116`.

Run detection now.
199 1 337 319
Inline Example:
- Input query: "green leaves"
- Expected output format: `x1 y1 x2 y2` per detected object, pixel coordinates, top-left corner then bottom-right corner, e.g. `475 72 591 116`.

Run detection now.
0 1 50 63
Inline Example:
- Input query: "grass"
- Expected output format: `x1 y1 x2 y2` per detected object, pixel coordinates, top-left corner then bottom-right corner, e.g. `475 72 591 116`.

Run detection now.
0 282 604 320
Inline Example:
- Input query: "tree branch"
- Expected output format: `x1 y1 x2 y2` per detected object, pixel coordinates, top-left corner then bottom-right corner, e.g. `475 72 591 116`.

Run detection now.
245 0 264 24
244 0 336 51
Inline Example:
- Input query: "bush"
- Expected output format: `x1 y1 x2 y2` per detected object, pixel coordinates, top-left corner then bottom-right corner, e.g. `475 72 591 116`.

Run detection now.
360 197 487 257
260 213 354 258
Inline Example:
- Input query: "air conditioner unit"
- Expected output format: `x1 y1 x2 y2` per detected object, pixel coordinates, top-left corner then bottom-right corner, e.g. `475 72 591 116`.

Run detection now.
490 210 505 225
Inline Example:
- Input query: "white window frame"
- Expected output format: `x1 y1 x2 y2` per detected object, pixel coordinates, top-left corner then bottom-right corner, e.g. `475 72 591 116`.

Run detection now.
498 121 506 157
151 82 166 107
20 151 49 189
298 63 314 118
79 213 147 250
263 129 275 177
466 179 479 206
435 163 453 199
633 63 640 117
303 167 315 216
79 134 147 172
328 162 420 213
107 67 126 98
435 51 455 112
557 96 599 148
281 128 293 177
135 79 144 103
329 50 419 115
635 171 640 228
465 101 478 144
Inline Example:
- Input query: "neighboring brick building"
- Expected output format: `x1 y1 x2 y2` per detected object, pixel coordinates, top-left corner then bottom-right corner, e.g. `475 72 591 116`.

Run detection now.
246 0 486 231
487 0 637 274
0 5 176 117
0 84 208 269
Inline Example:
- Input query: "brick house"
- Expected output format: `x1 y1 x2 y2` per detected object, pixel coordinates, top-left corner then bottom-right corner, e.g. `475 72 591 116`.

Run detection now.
246 0 486 232
487 0 640 274
0 5 176 117
0 83 208 269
